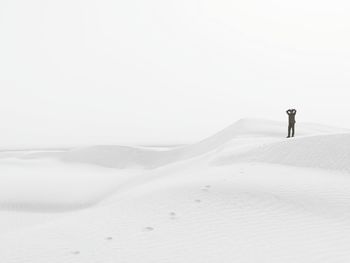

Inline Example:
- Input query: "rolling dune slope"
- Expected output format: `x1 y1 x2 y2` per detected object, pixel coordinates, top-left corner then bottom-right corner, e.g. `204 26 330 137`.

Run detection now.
23 119 349 169
214 133 350 172
1 119 350 263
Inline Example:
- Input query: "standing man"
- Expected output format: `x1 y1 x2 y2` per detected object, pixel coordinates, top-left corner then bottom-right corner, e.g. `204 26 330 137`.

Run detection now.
286 109 297 138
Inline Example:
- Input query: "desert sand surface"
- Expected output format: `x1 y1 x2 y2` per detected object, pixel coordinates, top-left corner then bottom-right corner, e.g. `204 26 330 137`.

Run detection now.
1 119 350 262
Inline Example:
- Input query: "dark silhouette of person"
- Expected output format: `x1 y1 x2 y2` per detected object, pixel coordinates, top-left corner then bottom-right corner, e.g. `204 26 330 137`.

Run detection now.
286 109 297 138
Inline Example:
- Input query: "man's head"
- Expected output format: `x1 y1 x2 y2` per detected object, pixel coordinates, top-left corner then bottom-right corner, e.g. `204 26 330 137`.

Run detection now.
286 109 297 115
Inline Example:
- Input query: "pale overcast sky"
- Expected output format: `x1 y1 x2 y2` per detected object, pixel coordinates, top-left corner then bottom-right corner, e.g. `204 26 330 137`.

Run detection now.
1 0 350 147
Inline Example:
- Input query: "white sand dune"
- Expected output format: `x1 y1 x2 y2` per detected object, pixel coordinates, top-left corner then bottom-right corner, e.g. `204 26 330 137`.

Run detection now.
21 118 349 169
1 119 350 262
214 133 350 172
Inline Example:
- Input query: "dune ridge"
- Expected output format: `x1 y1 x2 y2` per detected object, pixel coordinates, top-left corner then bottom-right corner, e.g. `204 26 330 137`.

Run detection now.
25 118 349 170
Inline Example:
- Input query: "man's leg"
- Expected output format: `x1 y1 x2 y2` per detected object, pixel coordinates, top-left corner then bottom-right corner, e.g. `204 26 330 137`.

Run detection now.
292 124 295 137
287 124 291 138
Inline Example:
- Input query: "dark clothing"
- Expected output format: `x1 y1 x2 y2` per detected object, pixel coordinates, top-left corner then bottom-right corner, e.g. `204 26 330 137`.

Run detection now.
286 109 297 137
288 114 296 123
288 123 295 138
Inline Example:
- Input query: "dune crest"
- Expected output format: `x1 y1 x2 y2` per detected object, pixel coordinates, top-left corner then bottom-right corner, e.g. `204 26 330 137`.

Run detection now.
45 118 349 169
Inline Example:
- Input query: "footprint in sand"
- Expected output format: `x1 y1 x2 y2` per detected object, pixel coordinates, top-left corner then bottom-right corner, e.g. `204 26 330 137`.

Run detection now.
201 185 211 191
169 212 177 219
144 227 154 232
195 199 202 203
106 237 113 241
71 251 80 255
